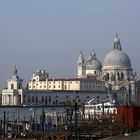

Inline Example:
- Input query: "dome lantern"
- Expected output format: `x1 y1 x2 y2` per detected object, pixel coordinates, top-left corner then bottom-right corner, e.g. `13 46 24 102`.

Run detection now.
113 33 122 51
92 49 97 59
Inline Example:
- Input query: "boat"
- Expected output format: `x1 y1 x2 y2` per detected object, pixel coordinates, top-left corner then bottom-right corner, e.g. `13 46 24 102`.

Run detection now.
84 98 117 118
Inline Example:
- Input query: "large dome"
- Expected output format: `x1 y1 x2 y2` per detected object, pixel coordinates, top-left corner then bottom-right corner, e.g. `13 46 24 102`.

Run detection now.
103 50 131 67
103 34 131 67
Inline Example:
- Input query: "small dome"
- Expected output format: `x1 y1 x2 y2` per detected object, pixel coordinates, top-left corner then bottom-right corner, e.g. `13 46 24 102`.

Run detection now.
86 49 102 70
86 59 102 70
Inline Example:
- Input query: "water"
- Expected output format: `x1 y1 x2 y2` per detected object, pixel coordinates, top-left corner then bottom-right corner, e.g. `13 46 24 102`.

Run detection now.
0 106 65 122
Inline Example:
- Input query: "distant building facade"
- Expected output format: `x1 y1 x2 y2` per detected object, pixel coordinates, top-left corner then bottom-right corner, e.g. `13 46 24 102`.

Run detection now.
28 70 105 91
77 34 140 105
2 66 24 105
2 68 107 106
2 34 140 106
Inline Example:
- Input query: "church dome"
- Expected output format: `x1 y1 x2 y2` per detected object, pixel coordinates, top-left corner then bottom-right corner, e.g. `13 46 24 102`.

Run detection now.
86 59 102 70
104 50 131 67
103 34 131 67
86 50 102 70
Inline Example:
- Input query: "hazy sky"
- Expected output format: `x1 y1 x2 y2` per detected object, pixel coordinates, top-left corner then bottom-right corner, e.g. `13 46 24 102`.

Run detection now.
0 0 140 89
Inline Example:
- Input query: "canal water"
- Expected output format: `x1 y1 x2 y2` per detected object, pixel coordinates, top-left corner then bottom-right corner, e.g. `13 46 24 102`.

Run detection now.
0 106 65 122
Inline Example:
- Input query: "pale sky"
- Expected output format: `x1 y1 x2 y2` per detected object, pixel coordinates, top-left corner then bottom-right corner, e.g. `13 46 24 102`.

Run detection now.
0 0 140 89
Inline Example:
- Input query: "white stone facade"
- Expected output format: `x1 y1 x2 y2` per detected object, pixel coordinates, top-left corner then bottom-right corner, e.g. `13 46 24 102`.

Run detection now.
28 70 105 92
2 34 140 106
2 66 24 105
23 90 107 106
77 49 102 79
2 67 107 106
77 34 140 105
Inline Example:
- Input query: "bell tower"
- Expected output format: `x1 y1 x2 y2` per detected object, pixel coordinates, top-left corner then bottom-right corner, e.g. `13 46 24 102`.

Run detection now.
2 66 24 106
7 65 23 90
77 50 86 78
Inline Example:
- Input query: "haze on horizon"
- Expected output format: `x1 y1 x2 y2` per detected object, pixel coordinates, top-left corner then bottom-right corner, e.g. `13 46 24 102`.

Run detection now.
0 0 140 90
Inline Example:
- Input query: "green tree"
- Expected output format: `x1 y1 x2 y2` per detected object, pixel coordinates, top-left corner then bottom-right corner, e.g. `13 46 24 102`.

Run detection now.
40 110 45 131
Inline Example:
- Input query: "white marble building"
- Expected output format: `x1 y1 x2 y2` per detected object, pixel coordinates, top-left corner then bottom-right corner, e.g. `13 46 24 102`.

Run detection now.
2 67 107 106
28 70 105 91
77 34 140 105
2 34 140 106
2 66 24 105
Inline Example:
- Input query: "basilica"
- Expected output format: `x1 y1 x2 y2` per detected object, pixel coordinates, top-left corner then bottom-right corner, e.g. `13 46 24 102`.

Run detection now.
2 34 140 106
77 34 140 105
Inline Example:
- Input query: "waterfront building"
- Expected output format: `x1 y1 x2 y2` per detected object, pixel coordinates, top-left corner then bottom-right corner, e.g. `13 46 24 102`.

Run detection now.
77 49 102 79
2 34 140 106
78 34 140 105
2 68 107 106
2 66 24 105
28 70 105 91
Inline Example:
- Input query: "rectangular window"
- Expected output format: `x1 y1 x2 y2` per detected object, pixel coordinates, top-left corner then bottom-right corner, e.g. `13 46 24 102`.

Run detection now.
45 96 47 105
28 96 30 103
49 96 51 103
42 96 44 103
55 100 58 105
23 95 26 104
11 84 14 89
36 96 38 103
32 96 34 103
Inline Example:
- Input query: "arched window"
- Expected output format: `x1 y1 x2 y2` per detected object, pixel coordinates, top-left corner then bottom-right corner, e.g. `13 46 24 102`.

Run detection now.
55 100 58 105
18 83 21 89
121 73 124 81
32 96 34 103
107 73 109 80
28 96 30 104
117 73 120 81
11 84 14 89
36 96 38 104
49 96 51 103
42 96 44 104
